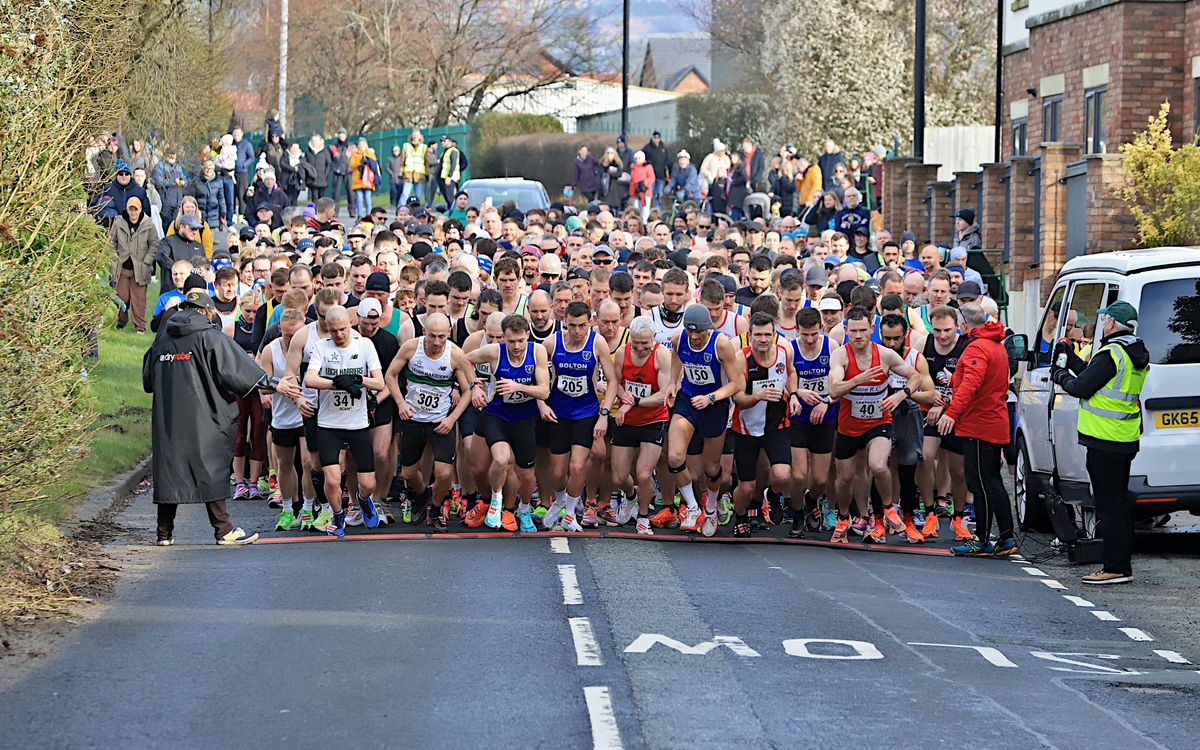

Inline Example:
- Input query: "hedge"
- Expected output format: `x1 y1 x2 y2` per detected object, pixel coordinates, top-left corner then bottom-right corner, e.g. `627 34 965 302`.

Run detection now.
469 112 563 179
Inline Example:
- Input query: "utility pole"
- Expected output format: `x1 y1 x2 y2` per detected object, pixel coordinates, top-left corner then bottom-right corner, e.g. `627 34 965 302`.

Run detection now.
621 0 630 138
278 0 289 131
994 0 1003 162
914 0 926 160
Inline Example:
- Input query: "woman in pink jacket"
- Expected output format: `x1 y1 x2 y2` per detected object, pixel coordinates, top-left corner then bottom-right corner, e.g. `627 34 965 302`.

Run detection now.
629 150 656 221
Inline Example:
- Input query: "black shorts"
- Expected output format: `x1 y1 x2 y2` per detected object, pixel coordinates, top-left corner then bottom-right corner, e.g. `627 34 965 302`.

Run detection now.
481 413 537 470
316 426 375 471
671 397 730 440
459 406 481 438
535 418 552 449
834 423 894 461
545 415 598 454
922 423 964 454
399 419 457 466
371 398 396 428
611 421 666 448
271 425 304 448
302 415 319 453
790 419 836 454
734 431 791 480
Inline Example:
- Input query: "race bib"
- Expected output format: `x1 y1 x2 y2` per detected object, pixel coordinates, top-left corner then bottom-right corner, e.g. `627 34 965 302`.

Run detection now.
684 363 715 386
851 396 883 421
751 378 778 395
408 384 447 413
800 377 827 394
556 374 589 398
624 380 651 399
502 390 530 404
332 391 355 410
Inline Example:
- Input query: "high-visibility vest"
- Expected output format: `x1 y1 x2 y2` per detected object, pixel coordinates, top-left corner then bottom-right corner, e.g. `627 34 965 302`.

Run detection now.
402 142 427 175
1077 339 1147 444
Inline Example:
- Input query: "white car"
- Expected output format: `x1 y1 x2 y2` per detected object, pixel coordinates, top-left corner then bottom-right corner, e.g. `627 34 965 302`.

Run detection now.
1011 247 1200 534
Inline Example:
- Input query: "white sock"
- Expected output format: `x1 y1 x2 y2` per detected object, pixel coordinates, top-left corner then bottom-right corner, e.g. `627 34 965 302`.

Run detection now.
555 489 567 505
705 491 718 514
490 490 503 506
302 497 314 511
565 494 579 517
518 501 531 514
679 483 698 510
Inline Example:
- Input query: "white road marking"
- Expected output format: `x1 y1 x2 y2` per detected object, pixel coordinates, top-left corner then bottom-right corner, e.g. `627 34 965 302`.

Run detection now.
551 537 571 554
767 566 783 570
1010 554 1024 560
624 634 761 657
559 564 582 605
908 642 1018 668
583 686 624 750
1119 627 1154 642
1091 610 1120 622
570 617 603 666
1022 566 1047 577
1063 595 1095 607
1153 650 1191 664
1040 579 1068 590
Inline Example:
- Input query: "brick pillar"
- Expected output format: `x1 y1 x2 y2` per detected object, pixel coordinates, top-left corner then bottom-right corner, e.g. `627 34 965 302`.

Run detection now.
903 162 941 245
1007 156 1038 294
1084 154 1138 254
953 171 981 231
882 156 917 232
927 181 954 246
979 163 1006 251
1039 143 1083 295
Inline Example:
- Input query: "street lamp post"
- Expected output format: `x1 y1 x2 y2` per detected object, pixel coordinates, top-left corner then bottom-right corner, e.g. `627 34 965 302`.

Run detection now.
914 0 926 160
621 0 630 139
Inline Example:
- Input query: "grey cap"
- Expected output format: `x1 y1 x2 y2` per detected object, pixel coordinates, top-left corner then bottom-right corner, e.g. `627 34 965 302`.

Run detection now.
683 304 714 331
804 266 827 286
177 213 202 229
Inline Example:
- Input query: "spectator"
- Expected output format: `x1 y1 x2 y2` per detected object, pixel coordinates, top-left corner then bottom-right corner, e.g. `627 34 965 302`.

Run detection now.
151 147 188 233
572 145 600 202
740 138 765 193
726 152 749 220
818 139 846 189
303 134 331 199
954 208 982 251
424 141 440 209
166 195 214 258
156 213 204 281
768 155 797 216
439 135 464 208
834 188 871 239
279 142 307 206
96 160 150 228
615 135 633 177
665 150 701 203
349 137 380 221
794 156 822 208
399 129 428 208
128 138 155 175
131 168 162 235
386 144 404 209
231 126 256 221
699 139 730 196
802 191 840 234
257 129 288 175
193 160 226 230
629 151 655 222
110 195 156 333
253 169 289 225
599 147 626 209
641 131 670 206
328 127 352 215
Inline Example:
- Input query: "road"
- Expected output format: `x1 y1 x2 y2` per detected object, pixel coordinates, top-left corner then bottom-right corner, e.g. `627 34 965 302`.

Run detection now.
1 493 1199 749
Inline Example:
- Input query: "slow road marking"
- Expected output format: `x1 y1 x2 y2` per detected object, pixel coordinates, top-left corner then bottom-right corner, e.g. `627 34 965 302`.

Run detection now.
583 686 623 749
570 617 603 666
551 538 570 554
559 564 582 605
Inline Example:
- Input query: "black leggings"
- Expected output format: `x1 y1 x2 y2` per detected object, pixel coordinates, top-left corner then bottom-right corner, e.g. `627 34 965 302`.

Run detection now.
964 437 1013 543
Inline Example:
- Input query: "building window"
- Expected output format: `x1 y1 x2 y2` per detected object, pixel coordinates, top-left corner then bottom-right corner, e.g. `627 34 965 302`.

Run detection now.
1012 119 1028 156
1084 87 1107 154
1043 95 1062 142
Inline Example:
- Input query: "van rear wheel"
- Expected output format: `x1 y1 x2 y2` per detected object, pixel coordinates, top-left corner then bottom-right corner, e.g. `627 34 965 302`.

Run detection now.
1015 438 1051 532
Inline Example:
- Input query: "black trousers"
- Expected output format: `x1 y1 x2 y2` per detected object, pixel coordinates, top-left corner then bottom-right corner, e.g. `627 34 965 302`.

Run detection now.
1085 447 1136 574
964 438 1014 543
157 501 233 541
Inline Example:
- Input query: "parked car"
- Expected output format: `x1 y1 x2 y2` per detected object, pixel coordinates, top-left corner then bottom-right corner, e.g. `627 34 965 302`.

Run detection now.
460 178 550 213
1010 247 1200 535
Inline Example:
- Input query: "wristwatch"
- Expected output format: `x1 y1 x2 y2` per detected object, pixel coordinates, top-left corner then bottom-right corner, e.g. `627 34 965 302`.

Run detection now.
902 386 913 398
707 393 716 404
600 407 611 417
633 396 642 407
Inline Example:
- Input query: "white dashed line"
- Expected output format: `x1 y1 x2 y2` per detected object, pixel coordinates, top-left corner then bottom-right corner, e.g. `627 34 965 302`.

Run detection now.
1119 627 1154 642
1021 567 1047 577
1090 610 1120 622
1153 650 1191 665
583 686 624 749
570 617 603 666
550 537 571 554
1062 595 1095 607
559 564 582 605
1040 579 1068 590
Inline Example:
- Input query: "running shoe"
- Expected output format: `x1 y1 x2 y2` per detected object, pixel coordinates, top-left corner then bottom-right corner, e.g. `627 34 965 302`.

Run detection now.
327 512 346 539
581 502 599 528
701 513 718 538
763 489 784 525
912 509 925 527
830 517 850 544
823 508 838 531
257 476 271 495
963 502 975 521
345 509 364 527
431 506 448 532
268 489 283 509
902 514 925 544
990 538 1020 557
274 510 298 531
217 527 259 545
542 496 566 531
596 502 619 527
298 510 314 531
935 499 951 518
463 500 489 528
560 513 583 532
650 506 679 528
789 514 805 539
951 516 973 541
500 511 518 532
232 483 250 500
805 508 822 533
532 504 548 521
864 517 887 544
401 498 413 524
156 537 173 547
312 508 333 533
748 507 768 531
679 506 703 532
850 516 868 536
247 484 264 502
716 492 733 526
733 516 751 538
449 487 462 515
484 495 503 529
883 506 905 535
952 537 991 556
616 494 638 525
636 517 653 535
921 512 939 539
360 498 379 529
517 507 538 533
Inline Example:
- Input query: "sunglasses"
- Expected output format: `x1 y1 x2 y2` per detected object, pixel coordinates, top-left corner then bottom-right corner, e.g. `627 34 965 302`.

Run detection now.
541 273 560 280
593 258 614 266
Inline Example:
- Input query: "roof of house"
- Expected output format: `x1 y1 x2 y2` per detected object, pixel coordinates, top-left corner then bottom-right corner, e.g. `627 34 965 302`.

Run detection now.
639 35 711 91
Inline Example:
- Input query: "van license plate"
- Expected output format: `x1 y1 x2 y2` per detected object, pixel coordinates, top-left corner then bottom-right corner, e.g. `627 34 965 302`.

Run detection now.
1154 409 1200 429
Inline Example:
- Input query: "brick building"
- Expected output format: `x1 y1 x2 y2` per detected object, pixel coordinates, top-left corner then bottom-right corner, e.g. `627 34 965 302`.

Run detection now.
883 0 1197 333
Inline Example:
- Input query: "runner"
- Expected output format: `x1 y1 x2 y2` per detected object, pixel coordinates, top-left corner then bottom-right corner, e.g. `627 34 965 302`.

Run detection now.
466 315 551 531
588 299 629 526
827 307 923 544
609 316 672 535
258 309 315 531
919 305 972 540
540 301 618 531
878 312 934 544
356 297 401 526
526 289 558 346
386 313 474 531
650 267 690 350
303 305 385 538
730 313 797 538
460 312 506 528
665 304 745 533
789 307 840 536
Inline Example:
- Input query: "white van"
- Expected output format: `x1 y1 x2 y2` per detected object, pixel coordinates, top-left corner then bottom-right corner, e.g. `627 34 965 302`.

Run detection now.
1011 247 1200 533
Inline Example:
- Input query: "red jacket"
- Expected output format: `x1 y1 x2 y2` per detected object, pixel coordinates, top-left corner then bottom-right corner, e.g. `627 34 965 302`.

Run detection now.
630 162 655 199
944 320 1011 443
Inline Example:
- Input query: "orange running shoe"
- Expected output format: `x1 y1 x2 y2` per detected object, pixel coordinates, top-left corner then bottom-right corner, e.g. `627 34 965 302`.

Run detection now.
463 501 489 528
679 506 704 532
500 511 518 532
865 516 887 543
951 516 973 541
921 512 939 538
650 506 679 528
902 514 925 544
830 517 851 544
883 505 905 534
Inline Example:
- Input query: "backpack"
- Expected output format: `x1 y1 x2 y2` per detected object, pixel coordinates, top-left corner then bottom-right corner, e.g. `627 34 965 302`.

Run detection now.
457 148 468 172
360 159 376 190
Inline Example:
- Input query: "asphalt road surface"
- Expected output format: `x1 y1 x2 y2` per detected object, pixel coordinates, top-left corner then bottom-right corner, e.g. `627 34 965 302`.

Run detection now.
2 490 1199 750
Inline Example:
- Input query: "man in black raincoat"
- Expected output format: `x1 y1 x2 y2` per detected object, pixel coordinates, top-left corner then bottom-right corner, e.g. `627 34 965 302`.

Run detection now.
142 291 301 545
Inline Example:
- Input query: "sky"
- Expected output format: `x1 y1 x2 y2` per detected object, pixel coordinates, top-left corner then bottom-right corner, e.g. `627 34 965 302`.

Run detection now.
595 0 701 41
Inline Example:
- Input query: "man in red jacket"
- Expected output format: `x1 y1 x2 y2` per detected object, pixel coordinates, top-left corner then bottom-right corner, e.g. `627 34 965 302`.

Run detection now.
936 303 1019 557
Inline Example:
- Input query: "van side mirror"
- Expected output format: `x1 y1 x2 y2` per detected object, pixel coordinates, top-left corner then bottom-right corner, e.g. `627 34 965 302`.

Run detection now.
1005 334 1029 364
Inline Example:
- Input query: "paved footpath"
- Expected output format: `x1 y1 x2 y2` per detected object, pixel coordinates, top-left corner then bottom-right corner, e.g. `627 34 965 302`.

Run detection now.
1 495 1198 749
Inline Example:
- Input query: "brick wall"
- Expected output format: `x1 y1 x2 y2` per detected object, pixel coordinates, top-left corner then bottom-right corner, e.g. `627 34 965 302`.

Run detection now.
1084 154 1140 252
1185 2 1200 140
1001 48 1032 158
881 157 917 234
927 181 955 246
1007 156 1039 294
953 170 981 231
1118 2 1187 145
1038 143 1082 298
979 163 1007 251
904 163 941 242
